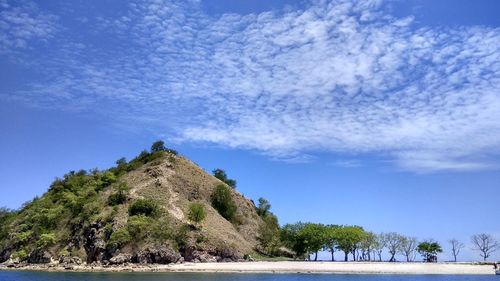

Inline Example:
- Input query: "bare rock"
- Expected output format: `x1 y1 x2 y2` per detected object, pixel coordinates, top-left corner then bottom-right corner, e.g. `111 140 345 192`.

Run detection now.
132 246 181 264
28 250 52 264
59 256 82 265
109 253 132 265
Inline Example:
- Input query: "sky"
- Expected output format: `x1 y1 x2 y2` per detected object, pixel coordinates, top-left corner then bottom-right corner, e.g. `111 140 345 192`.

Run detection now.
0 0 499 261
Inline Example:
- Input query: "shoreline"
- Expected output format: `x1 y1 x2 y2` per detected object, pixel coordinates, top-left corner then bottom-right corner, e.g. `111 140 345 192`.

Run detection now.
0 261 496 275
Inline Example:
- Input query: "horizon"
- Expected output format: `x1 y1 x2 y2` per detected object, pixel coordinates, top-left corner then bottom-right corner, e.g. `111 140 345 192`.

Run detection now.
1 0 500 263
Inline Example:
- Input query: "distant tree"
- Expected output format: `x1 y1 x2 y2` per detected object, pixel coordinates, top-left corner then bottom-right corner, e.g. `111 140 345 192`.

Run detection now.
417 240 442 262
399 236 418 262
212 169 236 188
448 239 464 262
471 233 499 261
383 232 405 262
281 222 308 259
256 197 271 218
257 214 281 256
373 233 386 261
301 223 328 261
324 224 341 261
211 184 237 222
336 226 365 261
187 202 206 228
359 232 377 261
151 140 166 153
116 157 127 166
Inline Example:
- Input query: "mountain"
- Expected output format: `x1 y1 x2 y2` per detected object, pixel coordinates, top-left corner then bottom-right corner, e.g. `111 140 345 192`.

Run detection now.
0 144 267 266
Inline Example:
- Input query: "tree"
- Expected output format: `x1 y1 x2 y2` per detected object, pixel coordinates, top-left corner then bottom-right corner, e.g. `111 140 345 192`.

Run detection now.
212 169 236 188
471 233 499 261
187 202 206 228
448 239 464 262
359 232 377 261
417 240 442 262
336 226 365 261
257 214 281 256
301 223 328 261
256 197 271 218
372 234 386 261
399 236 418 262
383 232 404 262
151 140 166 153
281 222 308 259
324 225 340 261
211 184 237 222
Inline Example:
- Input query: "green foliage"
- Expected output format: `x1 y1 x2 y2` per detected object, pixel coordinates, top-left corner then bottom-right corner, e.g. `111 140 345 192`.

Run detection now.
127 215 155 241
151 140 166 152
323 224 341 260
150 217 174 243
256 197 271 218
36 233 57 250
211 184 237 222
257 214 281 256
335 225 366 261
0 207 15 241
417 240 442 262
108 192 126 206
187 202 206 227
12 249 28 261
128 199 159 217
280 222 308 259
301 223 328 261
13 230 33 245
212 169 237 188
107 228 132 249
59 248 70 257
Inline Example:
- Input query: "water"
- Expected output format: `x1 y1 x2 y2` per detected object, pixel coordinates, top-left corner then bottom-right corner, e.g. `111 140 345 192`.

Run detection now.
0 272 497 281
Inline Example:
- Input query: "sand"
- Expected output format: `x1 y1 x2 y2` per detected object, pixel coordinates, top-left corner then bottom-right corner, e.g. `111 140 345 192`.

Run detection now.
1 261 496 274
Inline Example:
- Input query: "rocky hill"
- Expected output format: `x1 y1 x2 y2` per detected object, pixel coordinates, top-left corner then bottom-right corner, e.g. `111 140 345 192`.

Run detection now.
0 144 267 266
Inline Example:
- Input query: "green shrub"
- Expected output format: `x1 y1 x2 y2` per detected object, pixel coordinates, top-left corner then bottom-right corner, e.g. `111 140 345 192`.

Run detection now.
107 228 132 249
128 199 159 217
108 191 127 206
59 248 70 257
12 249 28 261
127 215 154 241
151 140 166 153
151 217 173 243
211 184 237 222
187 202 206 227
97 171 117 190
14 230 33 245
37 233 57 249
212 169 236 188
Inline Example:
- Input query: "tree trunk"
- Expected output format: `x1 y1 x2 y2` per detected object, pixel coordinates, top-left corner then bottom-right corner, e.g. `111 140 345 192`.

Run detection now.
454 255 457 262
344 252 348 261
314 251 318 261
389 253 395 262
331 249 335 261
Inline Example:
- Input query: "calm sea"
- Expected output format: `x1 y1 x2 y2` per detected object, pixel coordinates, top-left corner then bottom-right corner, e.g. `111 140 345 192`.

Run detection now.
0 272 498 281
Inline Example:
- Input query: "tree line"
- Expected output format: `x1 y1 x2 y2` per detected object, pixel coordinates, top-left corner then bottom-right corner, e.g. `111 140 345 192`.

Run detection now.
252 200 499 262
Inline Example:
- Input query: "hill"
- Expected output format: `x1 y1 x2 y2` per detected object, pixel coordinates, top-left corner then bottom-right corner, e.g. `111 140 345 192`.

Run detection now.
0 142 271 266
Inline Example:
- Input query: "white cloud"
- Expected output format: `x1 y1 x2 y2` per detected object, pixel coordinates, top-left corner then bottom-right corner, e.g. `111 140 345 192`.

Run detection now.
0 0 58 54
5 0 500 172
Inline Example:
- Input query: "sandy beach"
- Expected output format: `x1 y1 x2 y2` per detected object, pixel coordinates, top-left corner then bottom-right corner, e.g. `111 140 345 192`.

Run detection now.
1 261 496 275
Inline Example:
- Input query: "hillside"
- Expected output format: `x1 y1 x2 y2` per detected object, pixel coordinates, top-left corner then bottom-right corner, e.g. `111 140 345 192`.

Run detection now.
0 143 268 266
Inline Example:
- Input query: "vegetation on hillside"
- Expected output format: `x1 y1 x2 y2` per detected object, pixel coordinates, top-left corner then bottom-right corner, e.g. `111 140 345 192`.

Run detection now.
0 140 498 264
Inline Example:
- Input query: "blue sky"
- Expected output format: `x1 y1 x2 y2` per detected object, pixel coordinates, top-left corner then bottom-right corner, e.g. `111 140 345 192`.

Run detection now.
1 0 499 261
